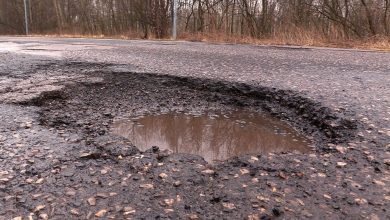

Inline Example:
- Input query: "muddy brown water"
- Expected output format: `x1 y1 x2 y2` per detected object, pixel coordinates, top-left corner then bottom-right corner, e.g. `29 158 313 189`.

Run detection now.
111 111 312 163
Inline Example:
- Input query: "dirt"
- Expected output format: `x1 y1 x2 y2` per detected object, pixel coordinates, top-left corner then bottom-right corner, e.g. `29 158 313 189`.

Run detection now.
0 60 388 219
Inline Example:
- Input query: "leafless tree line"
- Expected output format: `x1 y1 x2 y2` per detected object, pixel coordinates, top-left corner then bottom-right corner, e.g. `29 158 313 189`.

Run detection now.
0 0 389 41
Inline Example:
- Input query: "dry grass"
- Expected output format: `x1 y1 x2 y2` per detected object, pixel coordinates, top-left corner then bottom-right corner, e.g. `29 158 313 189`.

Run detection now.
180 26 390 51
359 36 390 51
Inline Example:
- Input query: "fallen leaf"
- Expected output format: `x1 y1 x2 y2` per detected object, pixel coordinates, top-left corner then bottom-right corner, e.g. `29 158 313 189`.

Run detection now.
164 198 175 206
159 173 168 179
317 173 326 178
123 206 136 215
201 169 215 175
275 197 284 203
355 198 368 205
124 206 135 212
164 209 174 213
33 194 42 200
79 152 101 159
95 209 107 217
279 172 288 179
323 194 332 199
124 210 136 215
248 156 259 163
222 202 235 210
0 178 9 183
96 193 109 198
303 210 313 217
256 195 270 202
240 168 250 175
0 171 9 176
247 214 259 220
188 214 199 219
34 205 45 212
335 146 346 154
87 197 96 206
296 199 305 206
373 180 385 186
39 213 48 220
70 209 80 216
140 183 154 189
336 162 347 168
66 191 76 196
35 178 44 184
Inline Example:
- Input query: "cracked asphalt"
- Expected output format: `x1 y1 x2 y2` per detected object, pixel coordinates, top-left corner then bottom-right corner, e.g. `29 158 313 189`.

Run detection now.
0 37 389 219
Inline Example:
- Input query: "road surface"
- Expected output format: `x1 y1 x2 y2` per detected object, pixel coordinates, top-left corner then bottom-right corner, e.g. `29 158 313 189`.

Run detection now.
0 37 389 219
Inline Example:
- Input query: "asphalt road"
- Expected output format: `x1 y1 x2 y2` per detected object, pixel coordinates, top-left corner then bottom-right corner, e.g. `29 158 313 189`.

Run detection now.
0 37 389 219
1 37 389 137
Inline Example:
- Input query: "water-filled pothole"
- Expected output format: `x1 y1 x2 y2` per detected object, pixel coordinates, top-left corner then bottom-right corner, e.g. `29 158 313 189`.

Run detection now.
111 110 312 163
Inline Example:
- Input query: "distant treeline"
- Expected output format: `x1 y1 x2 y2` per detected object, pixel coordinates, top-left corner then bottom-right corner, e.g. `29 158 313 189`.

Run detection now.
0 0 389 42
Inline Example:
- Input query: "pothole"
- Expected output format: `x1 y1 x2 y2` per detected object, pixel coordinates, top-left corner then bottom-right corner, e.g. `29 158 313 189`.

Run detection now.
28 66 358 164
111 110 313 163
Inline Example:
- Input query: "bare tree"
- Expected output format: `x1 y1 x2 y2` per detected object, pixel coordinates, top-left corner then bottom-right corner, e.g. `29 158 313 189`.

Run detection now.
0 0 389 42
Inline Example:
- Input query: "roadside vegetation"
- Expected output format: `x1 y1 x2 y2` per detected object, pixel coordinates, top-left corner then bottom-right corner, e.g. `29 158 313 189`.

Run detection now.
1 0 390 50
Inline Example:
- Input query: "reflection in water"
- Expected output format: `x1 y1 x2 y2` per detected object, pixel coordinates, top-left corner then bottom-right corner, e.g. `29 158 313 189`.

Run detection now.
111 111 312 163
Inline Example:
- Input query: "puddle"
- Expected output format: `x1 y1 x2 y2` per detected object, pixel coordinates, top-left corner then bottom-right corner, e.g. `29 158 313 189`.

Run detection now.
111 111 312 163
